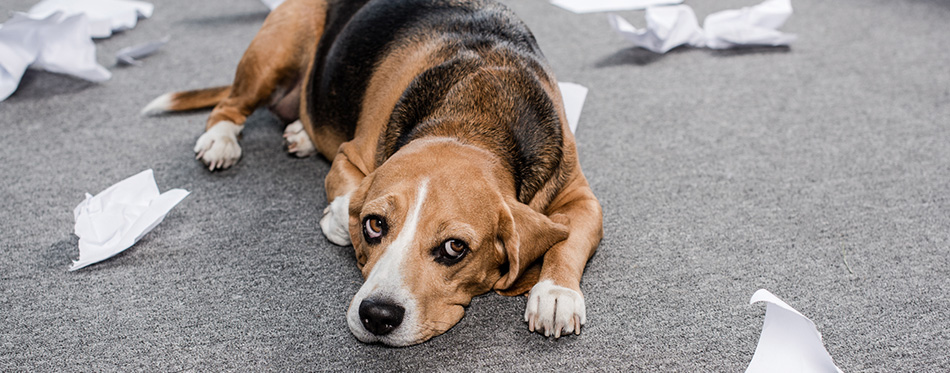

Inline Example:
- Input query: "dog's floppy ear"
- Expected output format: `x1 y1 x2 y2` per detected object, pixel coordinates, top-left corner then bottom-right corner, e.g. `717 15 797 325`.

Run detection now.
493 199 569 294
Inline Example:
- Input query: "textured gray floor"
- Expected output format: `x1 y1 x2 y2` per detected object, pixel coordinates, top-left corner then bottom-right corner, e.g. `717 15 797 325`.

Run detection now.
2 0 949 371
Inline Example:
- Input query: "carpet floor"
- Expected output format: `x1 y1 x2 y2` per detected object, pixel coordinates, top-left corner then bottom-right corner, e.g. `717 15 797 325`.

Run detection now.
2 0 948 371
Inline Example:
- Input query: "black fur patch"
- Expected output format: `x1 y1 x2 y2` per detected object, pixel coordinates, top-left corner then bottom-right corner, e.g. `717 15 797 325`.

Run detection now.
309 0 564 203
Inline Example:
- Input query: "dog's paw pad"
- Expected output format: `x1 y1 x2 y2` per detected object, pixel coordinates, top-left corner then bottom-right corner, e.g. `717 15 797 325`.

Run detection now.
283 120 316 158
320 193 352 246
524 280 586 338
195 121 243 171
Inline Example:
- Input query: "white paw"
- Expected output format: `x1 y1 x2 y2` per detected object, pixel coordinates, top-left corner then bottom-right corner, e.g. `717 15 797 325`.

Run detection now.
283 120 316 157
525 280 586 338
194 121 243 171
320 192 352 246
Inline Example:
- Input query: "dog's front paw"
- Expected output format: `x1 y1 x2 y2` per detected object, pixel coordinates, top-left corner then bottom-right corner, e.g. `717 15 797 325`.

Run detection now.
525 280 586 338
283 120 316 157
195 121 243 171
320 193 352 246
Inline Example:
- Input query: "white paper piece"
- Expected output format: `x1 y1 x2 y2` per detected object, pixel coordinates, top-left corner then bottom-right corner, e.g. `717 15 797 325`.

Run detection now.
71 169 189 271
609 0 796 53
551 0 683 14
0 12 111 101
0 15 43 101
116 36 170 66
558 82 588 134
261 0 286 11
746 289 843 373
28 0 154 39
608 6 704 54
703 0 796 49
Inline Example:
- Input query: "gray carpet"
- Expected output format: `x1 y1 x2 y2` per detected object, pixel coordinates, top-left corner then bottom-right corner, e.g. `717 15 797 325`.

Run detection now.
2 0 948 371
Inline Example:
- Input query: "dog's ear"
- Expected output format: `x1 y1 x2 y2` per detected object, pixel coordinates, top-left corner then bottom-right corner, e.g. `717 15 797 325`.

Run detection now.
493 199 569 294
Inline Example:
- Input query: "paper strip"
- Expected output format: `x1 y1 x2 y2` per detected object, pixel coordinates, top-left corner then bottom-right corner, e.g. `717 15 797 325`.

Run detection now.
746 289 843 373
116 36 170 66
558 82 588 134
71 169 189 271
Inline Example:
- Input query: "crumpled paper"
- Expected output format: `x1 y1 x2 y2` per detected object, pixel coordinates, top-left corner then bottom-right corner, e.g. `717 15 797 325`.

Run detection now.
0 12 111 101
0 0 154 101
609 0 796 53
71 169 189 271
28 0 154 39
747 289 843 373
551 0 683 14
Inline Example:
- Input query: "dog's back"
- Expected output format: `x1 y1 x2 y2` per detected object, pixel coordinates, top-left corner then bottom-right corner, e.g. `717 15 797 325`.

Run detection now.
310 0 565 204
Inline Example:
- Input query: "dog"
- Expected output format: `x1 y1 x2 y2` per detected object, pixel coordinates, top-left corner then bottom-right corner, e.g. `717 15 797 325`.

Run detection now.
143 0 603 346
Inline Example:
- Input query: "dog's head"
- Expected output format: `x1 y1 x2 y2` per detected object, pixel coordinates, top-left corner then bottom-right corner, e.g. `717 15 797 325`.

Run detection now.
344 138 568 346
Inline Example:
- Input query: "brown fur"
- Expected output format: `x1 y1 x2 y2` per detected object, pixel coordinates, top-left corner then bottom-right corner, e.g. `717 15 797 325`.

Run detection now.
146 0 602 345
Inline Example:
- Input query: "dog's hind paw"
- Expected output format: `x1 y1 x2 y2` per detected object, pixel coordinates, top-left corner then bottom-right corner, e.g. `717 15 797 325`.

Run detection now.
321 192 352 246
195 121 243 171
524 280 586 338
283 120 316 157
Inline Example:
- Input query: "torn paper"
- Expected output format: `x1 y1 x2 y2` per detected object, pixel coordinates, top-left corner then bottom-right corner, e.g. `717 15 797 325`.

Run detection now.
558 82 588 134
551 0 683 14
702 0 796 49
608 6 704 54
746 289 843 373
0 0 154 101
0 12 111 101
28 0 154 39
261 0 286 11
609 0 796 53
72 169 189 271
116 36 170 66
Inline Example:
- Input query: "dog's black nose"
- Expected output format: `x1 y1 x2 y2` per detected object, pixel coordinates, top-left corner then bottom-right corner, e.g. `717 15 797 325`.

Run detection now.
359 299 405 336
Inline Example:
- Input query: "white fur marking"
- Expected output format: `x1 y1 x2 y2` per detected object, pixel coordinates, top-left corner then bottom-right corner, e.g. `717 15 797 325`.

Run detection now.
525 279 586 338
283 120 316 157
320 192 352 246
141 93 172 116
346 179 429 346
194 121 243 171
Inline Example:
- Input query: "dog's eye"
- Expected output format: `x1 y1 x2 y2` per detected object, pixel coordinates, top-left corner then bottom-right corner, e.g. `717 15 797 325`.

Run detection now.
435 239 468 264
362 215 387 243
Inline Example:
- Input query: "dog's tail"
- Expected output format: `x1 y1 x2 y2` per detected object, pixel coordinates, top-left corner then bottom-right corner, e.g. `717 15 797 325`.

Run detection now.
141 86 231 116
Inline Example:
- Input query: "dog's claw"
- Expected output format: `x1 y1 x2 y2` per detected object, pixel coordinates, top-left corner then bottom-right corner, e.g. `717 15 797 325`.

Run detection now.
283 120 316 158
194 122 242 171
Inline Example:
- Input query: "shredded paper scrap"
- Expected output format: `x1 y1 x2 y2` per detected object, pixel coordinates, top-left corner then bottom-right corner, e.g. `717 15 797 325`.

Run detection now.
746 289 843 373
72 169 189 271
609 0 796 53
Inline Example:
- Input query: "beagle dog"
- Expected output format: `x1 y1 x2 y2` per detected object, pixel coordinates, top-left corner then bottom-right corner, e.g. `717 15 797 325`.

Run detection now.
143 0 602 346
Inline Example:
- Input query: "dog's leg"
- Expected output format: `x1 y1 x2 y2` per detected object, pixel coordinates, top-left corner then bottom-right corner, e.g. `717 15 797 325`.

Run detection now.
320 144 369 246
196 0 327 170
524 176 603 338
